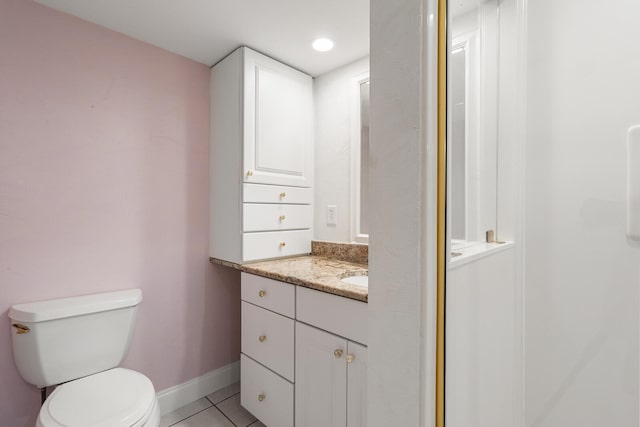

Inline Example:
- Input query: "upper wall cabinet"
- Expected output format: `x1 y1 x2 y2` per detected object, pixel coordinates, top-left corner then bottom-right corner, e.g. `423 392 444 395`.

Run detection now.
210 47 313 263
243 49 313 188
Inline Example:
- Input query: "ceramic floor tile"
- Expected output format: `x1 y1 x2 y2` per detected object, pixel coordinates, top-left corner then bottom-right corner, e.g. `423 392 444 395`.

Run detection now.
159 398 212 427
206 381 241 404
171 406 234 427
215 393 257 426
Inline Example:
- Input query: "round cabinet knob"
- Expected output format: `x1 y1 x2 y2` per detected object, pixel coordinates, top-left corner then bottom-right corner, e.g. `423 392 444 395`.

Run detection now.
279 192 286 198
346 354 355 364
279 215 286 221
247 170 254 177
258 290 266 298
279 242 286 248
259 335 267 343
334 349 343 358
258 393 266 402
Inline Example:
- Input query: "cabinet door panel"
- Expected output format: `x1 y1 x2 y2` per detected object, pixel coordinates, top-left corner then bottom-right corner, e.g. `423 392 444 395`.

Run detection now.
347 342 368 427
244 48 313 187
295 323 347 427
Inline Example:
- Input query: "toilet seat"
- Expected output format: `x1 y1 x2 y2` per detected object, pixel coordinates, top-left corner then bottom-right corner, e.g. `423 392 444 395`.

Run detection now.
37 368 157 427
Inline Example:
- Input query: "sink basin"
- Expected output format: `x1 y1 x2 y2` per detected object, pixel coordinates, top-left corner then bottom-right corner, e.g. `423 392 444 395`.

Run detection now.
340 275 368 287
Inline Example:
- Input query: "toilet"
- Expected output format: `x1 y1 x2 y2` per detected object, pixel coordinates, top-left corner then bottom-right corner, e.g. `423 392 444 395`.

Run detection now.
9 289 160 427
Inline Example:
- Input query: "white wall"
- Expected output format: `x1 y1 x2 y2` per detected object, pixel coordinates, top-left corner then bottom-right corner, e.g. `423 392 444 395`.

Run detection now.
446 248 519 427
313 57 369 243
368 0 439 425
0 1 242 424
524 1 640 425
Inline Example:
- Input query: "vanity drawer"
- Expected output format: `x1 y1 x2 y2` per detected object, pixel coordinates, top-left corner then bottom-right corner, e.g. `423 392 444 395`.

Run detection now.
243 183 312 204
297 286 368 345
241 273 295 318
242 229 311 262
241 354 294 427
243 203 312 232
242 301 294 381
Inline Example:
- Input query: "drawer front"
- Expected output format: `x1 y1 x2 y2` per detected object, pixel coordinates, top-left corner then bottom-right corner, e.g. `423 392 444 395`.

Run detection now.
243 204 312 232
241 272 295 318
297 286 368 345
242 229 311 262
242 301 294 381
241 354 294 427
243 183 312 204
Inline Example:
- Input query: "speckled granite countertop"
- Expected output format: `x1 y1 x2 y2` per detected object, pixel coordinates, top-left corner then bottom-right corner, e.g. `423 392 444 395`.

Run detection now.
210 255 368 303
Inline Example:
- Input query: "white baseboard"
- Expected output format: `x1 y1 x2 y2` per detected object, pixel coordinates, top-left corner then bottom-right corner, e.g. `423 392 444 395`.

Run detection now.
156 360 240 416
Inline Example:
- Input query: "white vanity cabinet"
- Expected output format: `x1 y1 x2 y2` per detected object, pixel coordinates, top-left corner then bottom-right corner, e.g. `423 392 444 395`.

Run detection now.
210 47 313 264
240 272 368 427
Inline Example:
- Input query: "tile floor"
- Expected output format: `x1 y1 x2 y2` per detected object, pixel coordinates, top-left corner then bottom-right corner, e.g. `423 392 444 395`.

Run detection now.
160 382 266 427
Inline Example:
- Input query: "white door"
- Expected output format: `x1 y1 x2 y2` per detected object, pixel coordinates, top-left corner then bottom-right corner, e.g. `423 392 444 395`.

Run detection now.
243 48 313 188
295 322 347 427
346 341 367 427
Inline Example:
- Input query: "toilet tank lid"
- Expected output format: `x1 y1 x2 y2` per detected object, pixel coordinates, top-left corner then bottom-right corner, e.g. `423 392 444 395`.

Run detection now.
9 289 142 323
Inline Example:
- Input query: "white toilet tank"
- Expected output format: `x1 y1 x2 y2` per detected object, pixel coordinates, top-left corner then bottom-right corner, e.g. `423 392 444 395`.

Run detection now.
9 289 143 388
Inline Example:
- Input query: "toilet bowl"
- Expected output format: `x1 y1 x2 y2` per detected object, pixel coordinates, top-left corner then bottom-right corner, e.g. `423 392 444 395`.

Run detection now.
36 369 160 427
9 289 159 427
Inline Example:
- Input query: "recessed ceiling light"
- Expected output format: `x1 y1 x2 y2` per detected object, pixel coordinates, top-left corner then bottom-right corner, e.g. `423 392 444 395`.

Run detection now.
312 38 334 52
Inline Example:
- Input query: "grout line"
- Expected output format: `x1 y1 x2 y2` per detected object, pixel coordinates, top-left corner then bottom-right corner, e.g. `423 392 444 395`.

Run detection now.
213 391 241 406
164 384 244 427
165 405 213 427
211 404 238 427
203 382 241 406
214 392 258 427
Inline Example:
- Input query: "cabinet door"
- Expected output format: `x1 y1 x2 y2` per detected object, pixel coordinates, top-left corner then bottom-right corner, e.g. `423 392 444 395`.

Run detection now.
243 48 313 188
347 342 368 427
295 323 347 427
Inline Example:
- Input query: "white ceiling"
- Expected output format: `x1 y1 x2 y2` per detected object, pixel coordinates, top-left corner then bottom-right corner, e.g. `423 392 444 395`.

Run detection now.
34 0 370 77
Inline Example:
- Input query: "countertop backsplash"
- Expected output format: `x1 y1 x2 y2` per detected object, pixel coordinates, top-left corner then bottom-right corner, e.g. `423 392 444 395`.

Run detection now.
311 240 368 265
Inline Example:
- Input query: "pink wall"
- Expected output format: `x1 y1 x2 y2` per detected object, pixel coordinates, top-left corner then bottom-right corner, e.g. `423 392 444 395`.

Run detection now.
0 1 241 425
